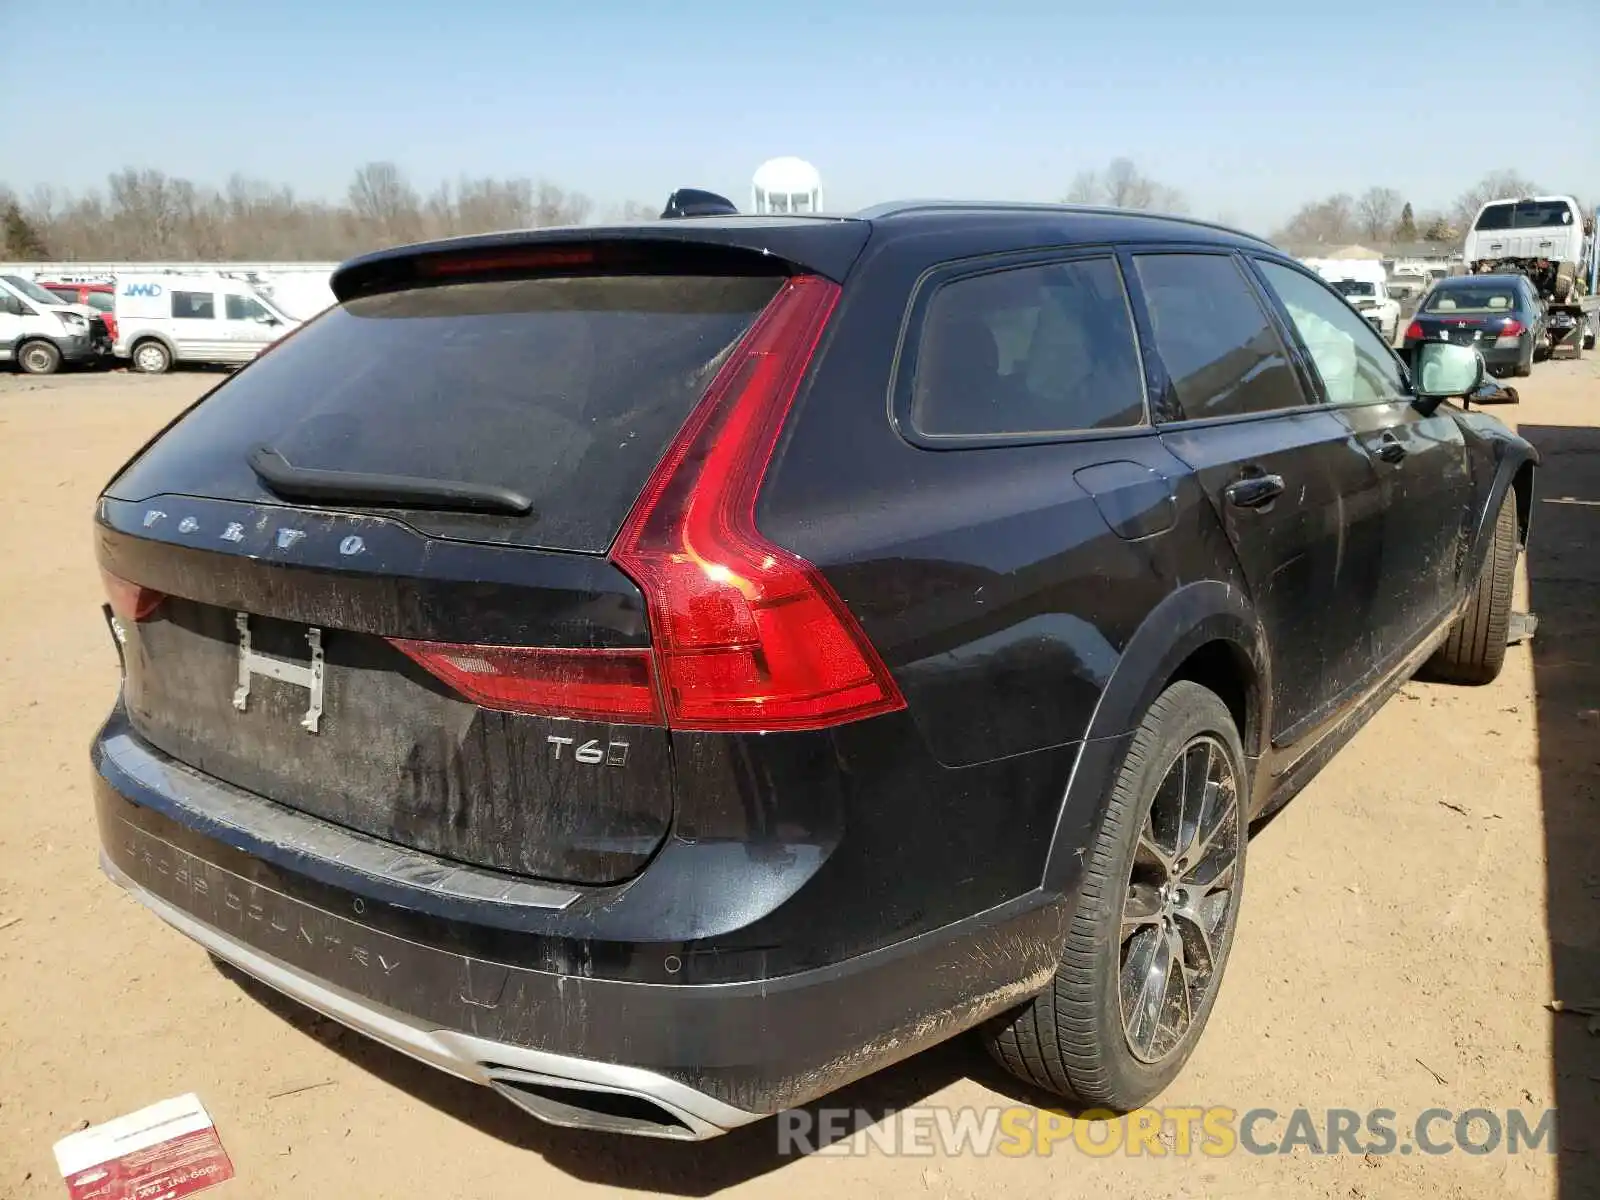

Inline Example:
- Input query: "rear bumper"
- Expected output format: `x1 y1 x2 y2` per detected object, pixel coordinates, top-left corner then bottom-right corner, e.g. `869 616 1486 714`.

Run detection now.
94 722 1064 1136
1403 337 1527 367
99 851 754 1139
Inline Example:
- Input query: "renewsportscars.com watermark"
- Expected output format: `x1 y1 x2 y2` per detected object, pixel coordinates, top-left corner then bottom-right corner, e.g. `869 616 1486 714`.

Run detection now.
777 1105 1558 1158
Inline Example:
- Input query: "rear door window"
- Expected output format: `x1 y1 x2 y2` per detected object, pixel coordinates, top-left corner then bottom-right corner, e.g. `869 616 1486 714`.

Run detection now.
109 274 783 553
1132 253 1303 420
909 256 1146 438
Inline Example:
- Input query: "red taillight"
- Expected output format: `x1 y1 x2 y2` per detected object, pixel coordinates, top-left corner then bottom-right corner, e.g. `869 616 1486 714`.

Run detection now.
417 247 597 277
1405 320 1425 341
387 275 905 732
610 274 906 732
388 641 662 723
100 568 164 622
1500 319 1524 336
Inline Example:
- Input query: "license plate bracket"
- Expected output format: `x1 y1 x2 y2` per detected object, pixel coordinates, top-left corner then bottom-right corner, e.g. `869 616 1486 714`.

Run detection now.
232 612 324 733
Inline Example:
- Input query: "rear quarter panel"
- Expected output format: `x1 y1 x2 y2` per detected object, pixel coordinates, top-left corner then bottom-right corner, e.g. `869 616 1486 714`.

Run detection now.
719 230 1261 958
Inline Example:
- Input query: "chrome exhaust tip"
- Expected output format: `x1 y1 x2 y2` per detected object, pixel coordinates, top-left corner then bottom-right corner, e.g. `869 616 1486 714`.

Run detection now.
485 1071 718 1140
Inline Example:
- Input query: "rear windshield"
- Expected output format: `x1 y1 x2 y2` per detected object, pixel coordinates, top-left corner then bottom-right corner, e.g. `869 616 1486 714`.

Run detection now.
1423 285 1519 314
1331 280 1376 298
109 274 783 552
1473 201 1575 231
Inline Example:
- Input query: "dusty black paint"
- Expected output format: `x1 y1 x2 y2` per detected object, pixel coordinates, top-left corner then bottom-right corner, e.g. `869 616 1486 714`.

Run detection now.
91 204 1538 1126
122 601 673 884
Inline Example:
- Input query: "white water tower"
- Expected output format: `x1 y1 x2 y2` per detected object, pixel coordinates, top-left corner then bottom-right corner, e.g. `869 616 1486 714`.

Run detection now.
752 157 823 215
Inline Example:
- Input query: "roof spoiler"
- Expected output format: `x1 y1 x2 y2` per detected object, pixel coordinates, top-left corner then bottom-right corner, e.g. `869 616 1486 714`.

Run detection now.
660 188 739 219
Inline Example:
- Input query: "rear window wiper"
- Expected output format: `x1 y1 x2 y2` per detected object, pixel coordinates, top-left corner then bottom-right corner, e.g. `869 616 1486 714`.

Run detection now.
248 447 534 516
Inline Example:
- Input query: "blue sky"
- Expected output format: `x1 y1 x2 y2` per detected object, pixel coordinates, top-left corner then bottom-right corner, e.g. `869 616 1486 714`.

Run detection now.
5 0 1596 230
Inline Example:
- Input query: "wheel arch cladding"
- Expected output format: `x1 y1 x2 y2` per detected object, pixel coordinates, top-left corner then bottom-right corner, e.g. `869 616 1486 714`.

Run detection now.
133 333 177 359
1041 580 1269 894
1466 445 1537 583
1511 460 1535 547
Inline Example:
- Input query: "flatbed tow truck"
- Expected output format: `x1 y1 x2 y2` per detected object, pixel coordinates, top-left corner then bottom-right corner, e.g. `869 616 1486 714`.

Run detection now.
1461 195 1598 361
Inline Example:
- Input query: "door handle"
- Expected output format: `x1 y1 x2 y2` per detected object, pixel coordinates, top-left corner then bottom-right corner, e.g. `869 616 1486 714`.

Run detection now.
1377 435 1407 463
1224 474 1285 509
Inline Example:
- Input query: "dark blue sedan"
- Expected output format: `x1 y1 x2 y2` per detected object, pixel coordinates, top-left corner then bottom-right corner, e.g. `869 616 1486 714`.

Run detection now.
1402 273 1546 378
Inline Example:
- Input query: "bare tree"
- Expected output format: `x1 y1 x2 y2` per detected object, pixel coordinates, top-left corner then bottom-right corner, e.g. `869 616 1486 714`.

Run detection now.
1272 193 1357 247
1064 170 1101 205
610 200 660 222
1104 158 1155 209
532 182 591 227
1356 186 1402 243
1061 158 1187 213
347 161 422 245
1453 169 1540 231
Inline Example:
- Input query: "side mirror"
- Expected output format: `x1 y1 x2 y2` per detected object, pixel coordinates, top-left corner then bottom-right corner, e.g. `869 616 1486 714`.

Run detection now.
1410 342 1484 414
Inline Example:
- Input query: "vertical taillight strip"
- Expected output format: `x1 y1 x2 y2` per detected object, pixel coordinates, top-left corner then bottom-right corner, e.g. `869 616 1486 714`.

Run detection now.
609 275 906 732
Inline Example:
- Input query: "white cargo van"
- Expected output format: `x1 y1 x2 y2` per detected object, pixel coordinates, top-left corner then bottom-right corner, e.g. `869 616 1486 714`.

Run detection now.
0 276 100 375
114 275 299 373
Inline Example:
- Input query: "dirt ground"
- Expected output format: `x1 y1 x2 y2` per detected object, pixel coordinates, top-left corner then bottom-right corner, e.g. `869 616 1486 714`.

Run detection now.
1 361 1596 1200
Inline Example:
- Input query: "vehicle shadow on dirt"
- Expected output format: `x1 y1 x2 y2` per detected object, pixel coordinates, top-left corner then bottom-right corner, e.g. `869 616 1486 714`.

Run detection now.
217 960 1052 1192
1519 423 1600 1200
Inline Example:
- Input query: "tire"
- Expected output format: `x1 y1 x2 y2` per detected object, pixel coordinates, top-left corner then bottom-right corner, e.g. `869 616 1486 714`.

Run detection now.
17 340 62 376
984 681 1247 1110
1422 498 1516 685
1553 263 1575 302
1514 345 1533 377
131 339 172 374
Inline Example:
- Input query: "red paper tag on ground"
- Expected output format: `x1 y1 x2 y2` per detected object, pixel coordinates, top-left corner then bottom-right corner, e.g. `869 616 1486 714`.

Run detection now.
54 1094 234 1200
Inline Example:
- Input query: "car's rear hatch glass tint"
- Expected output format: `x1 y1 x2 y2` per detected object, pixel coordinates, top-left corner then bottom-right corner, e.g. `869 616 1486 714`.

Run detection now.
100 270 788 885
106 274 785 552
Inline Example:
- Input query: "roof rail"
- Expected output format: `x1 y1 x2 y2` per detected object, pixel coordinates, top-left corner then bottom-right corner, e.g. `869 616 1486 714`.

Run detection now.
853 200 1275 248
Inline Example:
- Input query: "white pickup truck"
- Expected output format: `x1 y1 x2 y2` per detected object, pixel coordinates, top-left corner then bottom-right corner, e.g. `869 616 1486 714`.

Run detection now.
1462 194 1596 356
1463 195 1589 301
1307 260 1402 343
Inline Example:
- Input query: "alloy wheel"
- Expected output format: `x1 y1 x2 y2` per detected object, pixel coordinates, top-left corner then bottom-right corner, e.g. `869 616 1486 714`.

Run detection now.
1118 734 1242 1064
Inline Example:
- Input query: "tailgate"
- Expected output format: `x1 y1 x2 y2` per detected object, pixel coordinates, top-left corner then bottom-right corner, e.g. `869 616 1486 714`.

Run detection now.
99 498 672 885
96 266 799 885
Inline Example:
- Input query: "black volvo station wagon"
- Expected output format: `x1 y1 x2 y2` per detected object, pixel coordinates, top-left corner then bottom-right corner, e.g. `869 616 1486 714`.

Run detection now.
91 201 1535 1138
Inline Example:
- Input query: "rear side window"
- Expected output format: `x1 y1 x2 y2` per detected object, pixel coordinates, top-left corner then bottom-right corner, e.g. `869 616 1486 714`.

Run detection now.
910 257 1145 437
110 275 782 553
172 291 215 320
1133 253 1301 420
85 292 114 313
